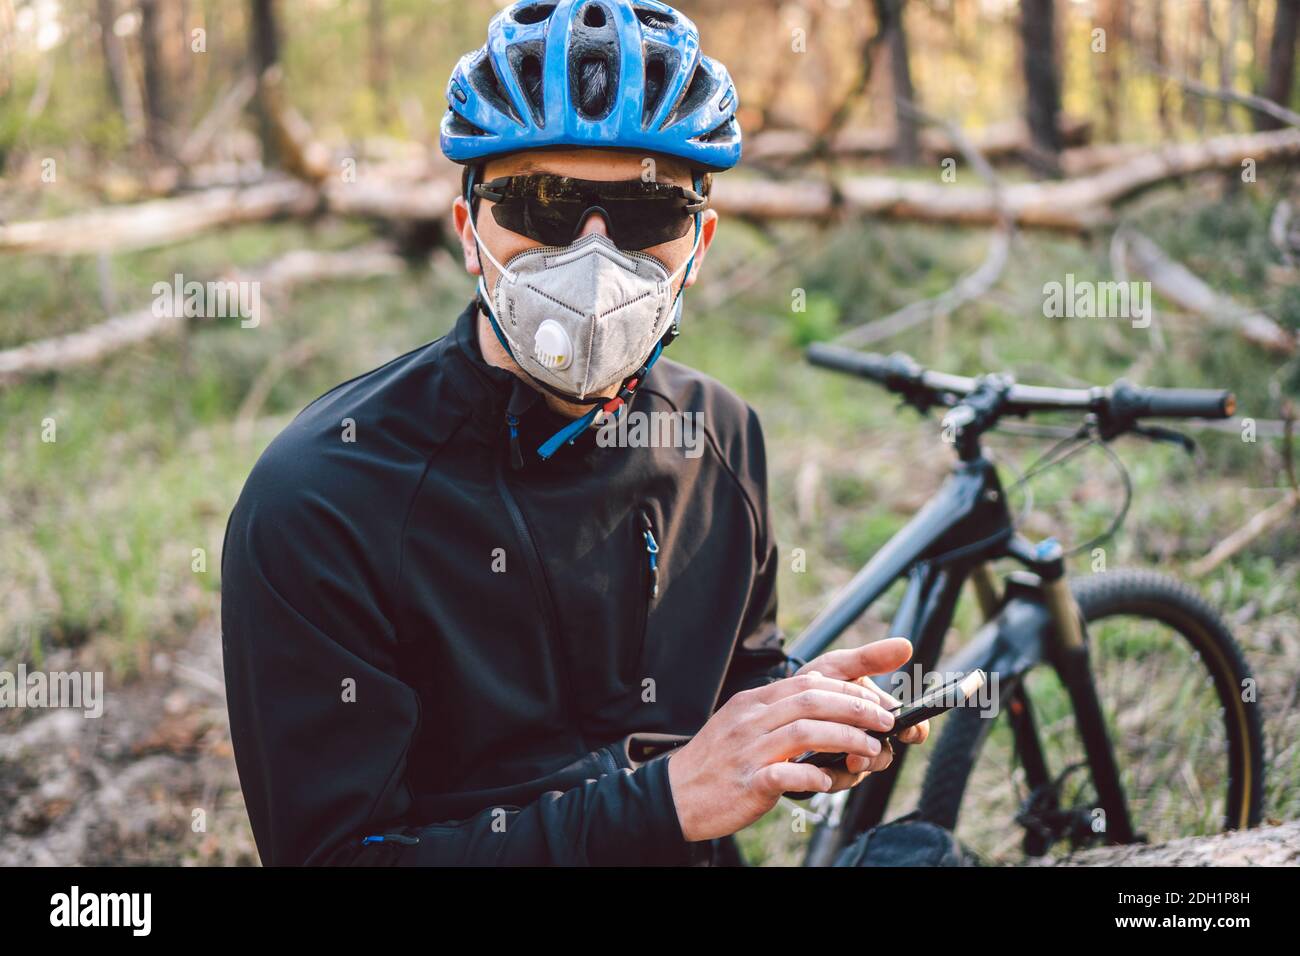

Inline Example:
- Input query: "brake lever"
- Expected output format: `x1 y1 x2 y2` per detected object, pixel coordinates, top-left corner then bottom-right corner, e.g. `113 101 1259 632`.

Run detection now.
1130 423 1197 456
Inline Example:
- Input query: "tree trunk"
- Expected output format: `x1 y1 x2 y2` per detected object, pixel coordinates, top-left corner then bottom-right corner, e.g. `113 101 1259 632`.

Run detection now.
1096 0 1122 140
1220 0 1243 130
368 0 390 124
97 0 146 146
139 0 172 160
249 0 282 165
1020 0 1062 176
1152 0 1173 137
1258 0 1298 130
875 0 919 165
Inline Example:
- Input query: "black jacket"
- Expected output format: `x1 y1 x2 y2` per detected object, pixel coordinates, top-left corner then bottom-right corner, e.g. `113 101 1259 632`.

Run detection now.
220 301 796 866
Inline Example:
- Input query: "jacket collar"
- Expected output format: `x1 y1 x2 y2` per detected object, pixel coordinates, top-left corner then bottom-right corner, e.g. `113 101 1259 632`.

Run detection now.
446 298 653 470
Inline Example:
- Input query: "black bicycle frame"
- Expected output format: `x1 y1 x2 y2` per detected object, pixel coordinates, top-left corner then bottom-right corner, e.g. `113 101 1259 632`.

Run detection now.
788 451 1136 863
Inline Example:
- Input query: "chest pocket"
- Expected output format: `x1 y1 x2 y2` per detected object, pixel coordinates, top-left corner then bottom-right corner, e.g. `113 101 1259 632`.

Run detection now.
620 504 661 688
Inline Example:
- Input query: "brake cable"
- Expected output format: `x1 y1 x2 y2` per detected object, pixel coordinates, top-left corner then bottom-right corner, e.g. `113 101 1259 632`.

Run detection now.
1000 419 1135 559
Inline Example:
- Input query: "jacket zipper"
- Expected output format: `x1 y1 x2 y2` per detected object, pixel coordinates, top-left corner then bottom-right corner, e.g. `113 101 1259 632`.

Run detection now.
626 507 658 685
493 433 582 748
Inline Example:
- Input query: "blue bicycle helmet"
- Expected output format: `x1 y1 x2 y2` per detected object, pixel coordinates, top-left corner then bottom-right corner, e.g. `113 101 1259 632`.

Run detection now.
440 0 742 172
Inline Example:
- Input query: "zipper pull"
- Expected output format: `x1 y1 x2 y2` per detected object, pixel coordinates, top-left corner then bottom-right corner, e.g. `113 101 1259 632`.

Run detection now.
640 512 659 601
506 413 524 471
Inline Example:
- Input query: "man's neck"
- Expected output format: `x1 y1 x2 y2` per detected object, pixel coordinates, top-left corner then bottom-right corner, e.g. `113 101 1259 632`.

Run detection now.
475 305 617 420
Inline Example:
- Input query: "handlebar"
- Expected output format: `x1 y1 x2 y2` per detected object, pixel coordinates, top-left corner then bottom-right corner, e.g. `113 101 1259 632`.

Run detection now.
805 343 1235 423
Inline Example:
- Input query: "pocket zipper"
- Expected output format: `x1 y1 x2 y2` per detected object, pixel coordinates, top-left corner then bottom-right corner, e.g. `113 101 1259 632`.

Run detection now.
639 509 659 601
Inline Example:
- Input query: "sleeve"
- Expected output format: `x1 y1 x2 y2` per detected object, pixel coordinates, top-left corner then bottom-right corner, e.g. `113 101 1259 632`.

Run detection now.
713 403 802 709
220 447 704 867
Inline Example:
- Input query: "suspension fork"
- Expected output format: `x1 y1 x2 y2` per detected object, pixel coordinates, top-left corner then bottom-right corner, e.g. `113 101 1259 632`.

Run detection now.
969 561 1064 854
1034 542 1137 845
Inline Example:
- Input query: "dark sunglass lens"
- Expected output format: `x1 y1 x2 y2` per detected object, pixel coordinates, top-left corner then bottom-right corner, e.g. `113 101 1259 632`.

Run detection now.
488 177 696 250
491 196 577 246
602 196 693 250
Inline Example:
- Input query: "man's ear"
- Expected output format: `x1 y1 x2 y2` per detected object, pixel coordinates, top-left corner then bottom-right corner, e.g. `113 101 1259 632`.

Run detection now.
683 209 719 289
452 196 482 277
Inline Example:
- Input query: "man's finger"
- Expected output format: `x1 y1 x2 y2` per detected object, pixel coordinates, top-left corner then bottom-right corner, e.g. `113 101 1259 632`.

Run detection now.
751 671 885 706
756 688 896 735
753 762 833 799
844 753 870 774
760 717 884 763
824 765 869 793
843 637 915 680
897 719 929 745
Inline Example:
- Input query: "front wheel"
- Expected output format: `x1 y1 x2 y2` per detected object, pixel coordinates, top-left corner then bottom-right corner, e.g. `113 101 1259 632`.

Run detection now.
915 569 1264 863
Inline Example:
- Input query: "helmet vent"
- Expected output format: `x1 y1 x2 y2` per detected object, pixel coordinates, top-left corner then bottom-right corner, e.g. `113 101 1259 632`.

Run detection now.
469 52 522 124
577 56 613 118
445 110 490 137
513 4 556 25
521 55 544 117
642 54 667 124
634 7 675 29
663 62 719 129
507 40 548 125
696 116 738 144
582 3 608 28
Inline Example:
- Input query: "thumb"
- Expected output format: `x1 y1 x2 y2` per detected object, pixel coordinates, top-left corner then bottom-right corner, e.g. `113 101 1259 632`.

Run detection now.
846 637 915 679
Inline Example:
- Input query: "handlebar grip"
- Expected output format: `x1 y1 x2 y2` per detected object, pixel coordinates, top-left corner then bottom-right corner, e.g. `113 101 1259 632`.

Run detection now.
805 343 894 383
1112 381 1236 420
806 343 922 389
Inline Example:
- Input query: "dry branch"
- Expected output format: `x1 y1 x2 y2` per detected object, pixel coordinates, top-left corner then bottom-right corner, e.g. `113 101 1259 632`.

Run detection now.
1148 63 1300 131
835 100 1013 348
177 73 260 168
1188 490 1300 577
0 244 405 384
1189 410 1300 577
717 128 1300 233
0 180 319 255
746 116 1092 166
1121 230 1296 355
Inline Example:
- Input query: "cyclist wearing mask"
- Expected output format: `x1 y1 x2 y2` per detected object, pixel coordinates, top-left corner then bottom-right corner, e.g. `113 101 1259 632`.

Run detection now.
221 0 929 866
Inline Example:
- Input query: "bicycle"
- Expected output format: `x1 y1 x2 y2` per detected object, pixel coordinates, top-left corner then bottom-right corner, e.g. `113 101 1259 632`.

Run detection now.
788 344 1265 866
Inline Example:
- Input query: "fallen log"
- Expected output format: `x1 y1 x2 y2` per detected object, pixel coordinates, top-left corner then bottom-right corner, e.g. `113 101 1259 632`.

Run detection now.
5 128 1297 257
716 127 1300 233
0 244 406 383
1121 229 1296 355
746 115 1093 165
0 180 319 256
1035 819 1300 866
836 100 1014 348
0 174 459 256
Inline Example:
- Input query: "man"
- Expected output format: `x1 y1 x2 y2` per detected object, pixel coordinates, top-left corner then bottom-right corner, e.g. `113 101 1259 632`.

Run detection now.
221 0 928 867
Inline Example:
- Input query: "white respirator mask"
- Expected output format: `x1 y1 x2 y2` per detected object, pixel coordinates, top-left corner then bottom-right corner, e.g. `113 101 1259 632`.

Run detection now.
470 212 700 403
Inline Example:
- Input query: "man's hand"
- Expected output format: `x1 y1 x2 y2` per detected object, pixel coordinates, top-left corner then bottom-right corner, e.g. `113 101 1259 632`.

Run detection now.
795 637 930 787
665 637 927 843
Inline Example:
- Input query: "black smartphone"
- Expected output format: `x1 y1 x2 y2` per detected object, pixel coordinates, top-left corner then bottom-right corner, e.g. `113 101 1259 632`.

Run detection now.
784 669 987 796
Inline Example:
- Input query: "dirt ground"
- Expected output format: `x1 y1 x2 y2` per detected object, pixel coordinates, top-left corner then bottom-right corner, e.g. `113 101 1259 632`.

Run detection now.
0 621 257 866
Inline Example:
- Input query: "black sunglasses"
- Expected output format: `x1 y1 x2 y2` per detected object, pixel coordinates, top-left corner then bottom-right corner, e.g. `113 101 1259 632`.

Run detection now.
472 174 707 251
